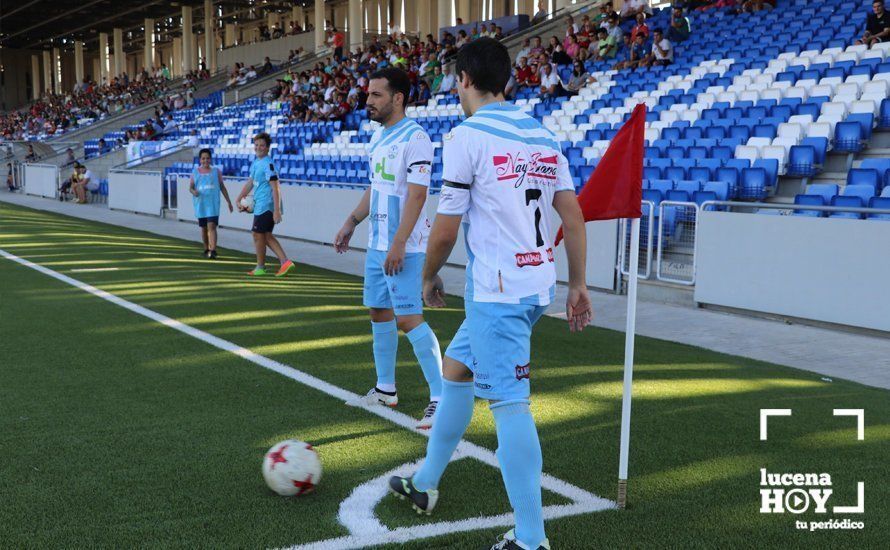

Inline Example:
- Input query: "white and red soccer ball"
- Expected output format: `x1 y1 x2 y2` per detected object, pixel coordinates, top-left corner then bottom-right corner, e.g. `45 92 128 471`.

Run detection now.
262 439 322 496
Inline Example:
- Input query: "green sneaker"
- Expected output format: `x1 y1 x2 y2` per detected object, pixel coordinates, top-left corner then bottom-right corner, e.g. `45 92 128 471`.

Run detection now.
248 267 267 276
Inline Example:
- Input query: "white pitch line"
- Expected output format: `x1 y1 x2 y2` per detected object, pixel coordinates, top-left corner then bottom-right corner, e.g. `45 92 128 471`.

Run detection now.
69 267 121 273
0 247 615 546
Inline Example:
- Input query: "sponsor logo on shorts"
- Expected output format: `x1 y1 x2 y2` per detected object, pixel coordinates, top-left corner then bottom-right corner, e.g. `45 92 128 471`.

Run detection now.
395 303 416 309
515 363 530 380
475 382 492 390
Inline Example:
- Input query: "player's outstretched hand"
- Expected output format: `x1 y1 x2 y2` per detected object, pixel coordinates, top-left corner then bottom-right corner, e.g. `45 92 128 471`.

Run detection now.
423 275 446 308
566 284 593 332
333 223 354 254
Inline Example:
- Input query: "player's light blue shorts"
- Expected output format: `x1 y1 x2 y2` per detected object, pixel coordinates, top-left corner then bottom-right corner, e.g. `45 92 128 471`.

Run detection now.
363 249 425 316
445 300 548 401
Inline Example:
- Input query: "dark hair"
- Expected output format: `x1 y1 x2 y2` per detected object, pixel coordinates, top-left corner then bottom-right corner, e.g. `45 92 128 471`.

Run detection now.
254 132 272 146
198 148 212 158
369 67 411 107
454 37 511 96
654 28 663 34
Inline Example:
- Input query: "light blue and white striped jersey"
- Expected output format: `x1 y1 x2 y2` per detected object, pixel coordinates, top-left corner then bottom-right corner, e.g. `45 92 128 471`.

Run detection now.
367 117 433 253
437 102 574 306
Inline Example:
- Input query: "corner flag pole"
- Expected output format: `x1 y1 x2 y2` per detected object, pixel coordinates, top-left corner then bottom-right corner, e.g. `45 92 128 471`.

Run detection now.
617 216 640 509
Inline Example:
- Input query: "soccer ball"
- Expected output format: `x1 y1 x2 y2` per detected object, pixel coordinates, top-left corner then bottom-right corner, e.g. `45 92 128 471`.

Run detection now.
240 196 254 213
262 440 322 496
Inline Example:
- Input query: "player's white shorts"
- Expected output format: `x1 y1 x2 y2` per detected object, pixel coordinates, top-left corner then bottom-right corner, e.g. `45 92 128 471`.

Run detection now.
362 249 424 316
445 301 548 401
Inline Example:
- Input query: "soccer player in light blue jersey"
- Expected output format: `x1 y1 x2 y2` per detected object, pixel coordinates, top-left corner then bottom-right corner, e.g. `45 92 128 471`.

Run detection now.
189 148 233 259
388 39 594 550
333 67 444 430
235 132 296 277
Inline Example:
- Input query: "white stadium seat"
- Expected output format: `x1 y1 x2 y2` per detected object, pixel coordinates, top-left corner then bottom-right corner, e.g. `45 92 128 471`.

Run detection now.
735 145 761 162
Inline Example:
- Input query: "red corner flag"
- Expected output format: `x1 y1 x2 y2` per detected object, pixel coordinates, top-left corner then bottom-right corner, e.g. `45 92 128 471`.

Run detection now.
555 103 646 245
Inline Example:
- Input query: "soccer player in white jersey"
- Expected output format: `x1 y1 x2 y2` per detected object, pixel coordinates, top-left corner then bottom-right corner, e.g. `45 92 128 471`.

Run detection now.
387 39 593 550
333 67 444 430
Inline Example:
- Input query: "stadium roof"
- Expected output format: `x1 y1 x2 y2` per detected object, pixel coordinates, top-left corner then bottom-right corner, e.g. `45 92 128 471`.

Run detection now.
0 0 322 51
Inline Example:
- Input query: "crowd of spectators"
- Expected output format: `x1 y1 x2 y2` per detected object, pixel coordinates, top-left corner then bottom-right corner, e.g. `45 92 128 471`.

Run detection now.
0 67 208 141
258 25 475 124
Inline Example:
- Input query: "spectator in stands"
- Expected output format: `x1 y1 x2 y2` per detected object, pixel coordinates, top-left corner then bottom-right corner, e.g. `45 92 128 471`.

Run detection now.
261 57 274 75
7 163 17 191
592 27 618 60
668 8 691 42
564 33 582 59
538 63 561 98
532 0 548 24
63 148 77 167
72 164 97 204
644 29 674 67
529 36 545 57
563 60 597 96
333 28 346 60
622 0 653 22
25 145 39 162
415 81 432 105
857 0 890 47
435 65 456 95
515 56 533 88
457 30 470 48
740 0 774 12
630 13 650 44
60 162 79 199
548 36 572 64
98 139 110 155
613 35 635 70
565 16 580 35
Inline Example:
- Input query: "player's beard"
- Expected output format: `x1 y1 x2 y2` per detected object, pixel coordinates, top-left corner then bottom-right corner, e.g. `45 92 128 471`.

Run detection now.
368 102 393 124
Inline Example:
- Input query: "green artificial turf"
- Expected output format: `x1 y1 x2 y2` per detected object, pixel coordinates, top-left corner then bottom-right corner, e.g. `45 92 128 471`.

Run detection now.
0 202 887 548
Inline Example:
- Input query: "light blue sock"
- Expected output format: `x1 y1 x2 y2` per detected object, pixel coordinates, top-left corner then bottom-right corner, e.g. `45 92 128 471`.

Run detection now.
412 379 474 491
406 322 443 399
491 399 545 549
371 320 398 387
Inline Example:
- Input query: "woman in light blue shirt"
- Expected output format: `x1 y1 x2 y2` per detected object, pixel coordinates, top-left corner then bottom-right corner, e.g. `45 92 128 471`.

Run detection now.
189 148 233 259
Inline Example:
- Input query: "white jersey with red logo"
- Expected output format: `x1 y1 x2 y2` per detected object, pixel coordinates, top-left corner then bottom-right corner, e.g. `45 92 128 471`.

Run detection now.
437 102 575 305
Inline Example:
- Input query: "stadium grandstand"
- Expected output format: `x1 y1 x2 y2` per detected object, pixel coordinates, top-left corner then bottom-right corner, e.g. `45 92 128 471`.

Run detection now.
2 0 889 548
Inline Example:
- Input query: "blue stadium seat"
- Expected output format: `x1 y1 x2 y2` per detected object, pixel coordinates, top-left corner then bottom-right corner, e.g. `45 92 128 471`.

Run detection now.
880 98 890 129
740 168 768 200
833 122 863 153
787 145 818 177
792 194 825 217
867 197 890 220
846 168 880 192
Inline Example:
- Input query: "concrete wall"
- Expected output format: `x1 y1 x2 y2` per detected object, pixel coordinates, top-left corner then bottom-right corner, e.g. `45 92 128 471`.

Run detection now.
217 32 317 71
174 179 619 290
695 211 890 332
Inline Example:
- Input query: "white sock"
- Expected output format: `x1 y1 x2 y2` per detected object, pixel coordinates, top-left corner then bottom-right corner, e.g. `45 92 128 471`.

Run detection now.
376 383 396 393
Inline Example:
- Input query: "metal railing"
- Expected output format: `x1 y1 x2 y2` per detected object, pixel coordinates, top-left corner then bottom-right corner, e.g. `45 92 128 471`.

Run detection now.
656 200 698 285
618 200 654 279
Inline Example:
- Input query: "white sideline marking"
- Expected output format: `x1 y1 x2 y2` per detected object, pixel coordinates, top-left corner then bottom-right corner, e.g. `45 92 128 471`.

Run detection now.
0 248 615 547
69 267 121 273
